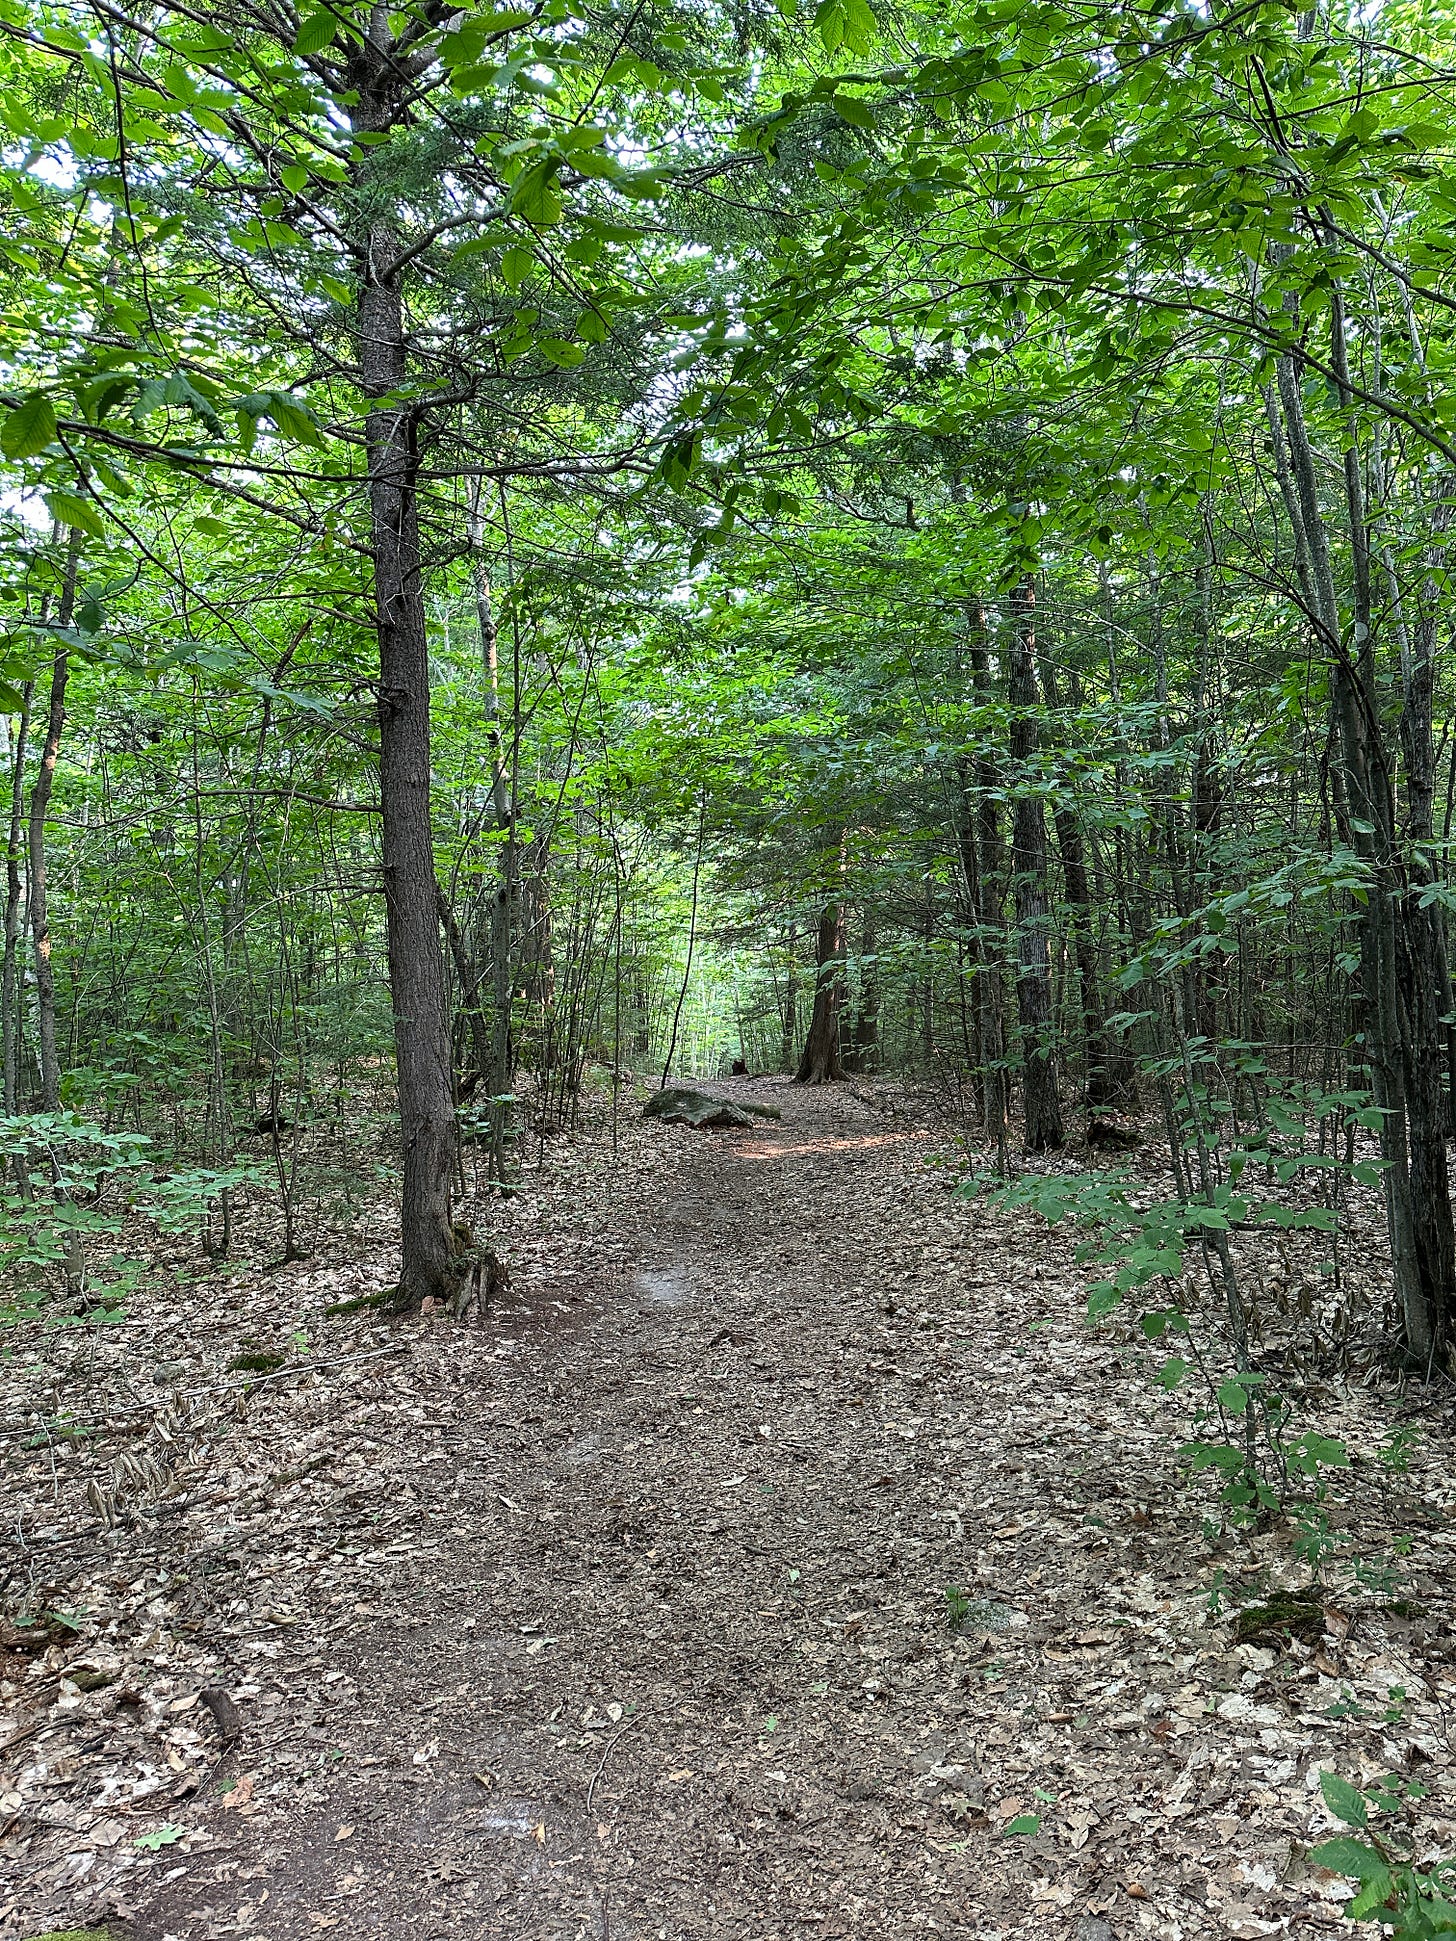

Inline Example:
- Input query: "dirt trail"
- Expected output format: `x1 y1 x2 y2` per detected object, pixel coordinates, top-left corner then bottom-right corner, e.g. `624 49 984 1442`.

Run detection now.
11 1081 1449 1941
143 1079 1006 1941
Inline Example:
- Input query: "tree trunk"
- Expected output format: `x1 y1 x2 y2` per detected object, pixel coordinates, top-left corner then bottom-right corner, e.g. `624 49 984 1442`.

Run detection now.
2 683 33 1113
353 58 458 1309
845 909 879 1074
1007 580 1064 1151
1392 576 1456 1364
1275 323 1450 1364
953 755 986 1109
28 533 81 1115
781 921 799 1072
795 901 846 1083
1039 654 1134 1108
520 829 556 1085
968 613 1011 1154
1328 263 1453 1367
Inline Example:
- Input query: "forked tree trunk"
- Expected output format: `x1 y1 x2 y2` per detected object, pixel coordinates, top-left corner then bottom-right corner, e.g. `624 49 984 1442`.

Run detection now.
1275 326 1452 1364
1007 581 1065 1151
795 901 846 1083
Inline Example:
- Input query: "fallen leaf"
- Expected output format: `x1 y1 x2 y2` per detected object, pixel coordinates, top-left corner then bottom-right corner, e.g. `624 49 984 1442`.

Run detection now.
221 1773 255 1811
335 1824 354 1841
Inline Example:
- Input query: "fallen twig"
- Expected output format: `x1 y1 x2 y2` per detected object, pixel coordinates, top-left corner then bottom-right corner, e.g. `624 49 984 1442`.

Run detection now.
586 1718 641 1815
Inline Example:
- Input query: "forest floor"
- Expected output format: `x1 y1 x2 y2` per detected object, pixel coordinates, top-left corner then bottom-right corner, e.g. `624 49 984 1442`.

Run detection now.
2 1078 1456 1941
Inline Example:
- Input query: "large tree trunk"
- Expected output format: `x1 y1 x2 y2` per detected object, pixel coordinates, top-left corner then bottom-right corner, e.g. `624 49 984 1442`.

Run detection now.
1393 580 1456 1363
1007 581 1064 1151
795 901 846 1083
354 59 458 1312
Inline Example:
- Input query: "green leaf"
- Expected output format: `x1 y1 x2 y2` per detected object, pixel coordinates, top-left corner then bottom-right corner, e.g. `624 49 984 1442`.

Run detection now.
1346 1873 1396 1919
1159 1356 1189 1389
1320 1770 1368 1828
536 338 585 367
293 9 338 54
1310 1836 1388 1881
1290 1432 1349 1474
833 93 876 129
509 161 563 225
2 392 57 459
134 1822 187 1849
500 246 534 287
240 391 323 447
43 491 104 537
1002 1813 1040 1836
814 0 876 51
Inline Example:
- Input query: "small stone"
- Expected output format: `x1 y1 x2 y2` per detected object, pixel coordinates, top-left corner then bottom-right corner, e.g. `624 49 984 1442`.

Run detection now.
1076 1920 1115 1941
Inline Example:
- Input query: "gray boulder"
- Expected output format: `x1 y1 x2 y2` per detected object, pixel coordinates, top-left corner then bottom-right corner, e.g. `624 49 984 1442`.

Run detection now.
644 1087 779 1129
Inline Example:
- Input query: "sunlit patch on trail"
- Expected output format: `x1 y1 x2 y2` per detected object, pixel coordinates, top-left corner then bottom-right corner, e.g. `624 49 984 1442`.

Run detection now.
736 1133 916 1160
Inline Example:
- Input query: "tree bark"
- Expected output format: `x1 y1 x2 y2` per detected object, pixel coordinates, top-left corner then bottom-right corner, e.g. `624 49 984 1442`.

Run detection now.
1039 654 1134 1108
28 533 81 1115
1007 580 1064 1151
2 683 32 1113
844 909 879 1074
795 900 846 1083
1275 329 1449 1363
967 614 1011 1154
781 921 799 1072
353 52 458 1311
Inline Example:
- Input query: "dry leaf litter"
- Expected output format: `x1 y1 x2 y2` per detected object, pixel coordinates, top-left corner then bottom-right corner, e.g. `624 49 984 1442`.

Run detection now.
1 1078 1453 1940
